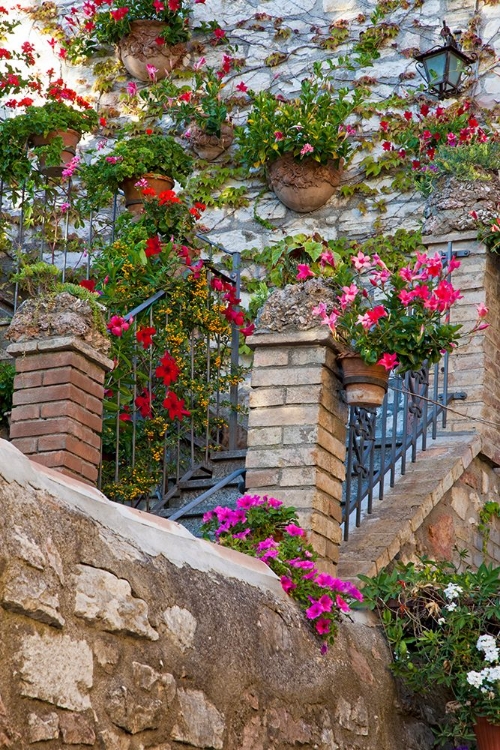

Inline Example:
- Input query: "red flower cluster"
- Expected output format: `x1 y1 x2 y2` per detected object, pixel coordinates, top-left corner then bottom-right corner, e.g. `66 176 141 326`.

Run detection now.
136 326 156 348
163 391 190 421
155 351 180 385
110 6 128 20
145 235 162 257
158 189 181 205
135 389 153 418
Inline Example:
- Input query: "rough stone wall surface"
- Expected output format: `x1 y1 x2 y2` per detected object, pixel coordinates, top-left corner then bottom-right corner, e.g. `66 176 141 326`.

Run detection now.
409 452 500 568
0 439 434 750
5 0 500 262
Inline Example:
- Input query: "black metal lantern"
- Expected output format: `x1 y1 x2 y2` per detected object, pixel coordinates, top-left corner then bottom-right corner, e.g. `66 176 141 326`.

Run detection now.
414 21 475 99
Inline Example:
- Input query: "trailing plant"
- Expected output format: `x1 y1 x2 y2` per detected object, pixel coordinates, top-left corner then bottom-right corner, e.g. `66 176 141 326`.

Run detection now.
478 501 500 555
236 70 363 170
361 557 500 747
202 494 363 651
79 132 193 210
242 229 426 297
62 0 201 62
473 215 500 255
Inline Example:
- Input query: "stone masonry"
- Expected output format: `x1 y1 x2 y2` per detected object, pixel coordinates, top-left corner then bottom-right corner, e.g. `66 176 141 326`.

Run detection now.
0 439 437 750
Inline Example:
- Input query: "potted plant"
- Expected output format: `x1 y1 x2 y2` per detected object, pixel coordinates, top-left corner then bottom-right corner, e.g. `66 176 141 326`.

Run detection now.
361 557 500 749
63 0 198 81
0 81 98 182
80 132 193 211
236 72 363 212
296 248 486 407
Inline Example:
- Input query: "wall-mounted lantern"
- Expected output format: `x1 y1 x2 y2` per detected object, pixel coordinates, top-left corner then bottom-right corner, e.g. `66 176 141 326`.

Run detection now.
414 21 475 99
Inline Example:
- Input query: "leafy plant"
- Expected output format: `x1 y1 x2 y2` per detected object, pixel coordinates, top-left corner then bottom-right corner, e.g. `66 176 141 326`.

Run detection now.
62 0 194 61
301 247 486 374
434 141 500 181
79 133 193 209
202 494 363 651
361 557 500 747
0 360 15 428
236 72 363 170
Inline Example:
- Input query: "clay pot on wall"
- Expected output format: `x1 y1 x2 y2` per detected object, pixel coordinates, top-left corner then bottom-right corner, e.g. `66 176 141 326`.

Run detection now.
340 354 389 408
190 123 234 161
30 129 81 177
118 20 185 82
474 717 500 750
120 173 174 215
266 153 343 213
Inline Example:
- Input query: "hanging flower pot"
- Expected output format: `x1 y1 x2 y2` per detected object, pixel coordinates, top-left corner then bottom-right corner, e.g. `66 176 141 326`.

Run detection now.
118 20 186 82
30 129 81 177
474 717 500 750
266 154 343 213
189 122 234 161
340 354 389 408
120 173 174 215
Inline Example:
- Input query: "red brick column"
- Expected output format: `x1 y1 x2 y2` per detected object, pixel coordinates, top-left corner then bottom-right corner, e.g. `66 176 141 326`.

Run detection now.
7 337 113 485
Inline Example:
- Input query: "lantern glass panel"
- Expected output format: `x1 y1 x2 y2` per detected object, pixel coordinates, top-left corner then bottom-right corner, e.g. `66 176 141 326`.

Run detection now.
447 51 465 87
423 50 447 84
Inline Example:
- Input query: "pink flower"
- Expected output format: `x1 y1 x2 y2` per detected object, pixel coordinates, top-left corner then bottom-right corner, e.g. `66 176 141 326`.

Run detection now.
320 251 336 267
280 575 297 594
193 56 206 70
134 178 149 188
61 155 80 178
296 264 314 280
368 305 387 324
265 497 283 508
274 131 284 141
357 313 372 330
300 143 314 156
146 64 158 81
312 302 327 317
306 601 324 619
236 494 263 509
351 251 372 271
236 81 248 92
477 302 488 318
105 156 121 164
60 202 70 213
127 81 138 96
335 595 351 613
315 618 331 635
377 352 399 371
284 523 305 537
339 283 358 309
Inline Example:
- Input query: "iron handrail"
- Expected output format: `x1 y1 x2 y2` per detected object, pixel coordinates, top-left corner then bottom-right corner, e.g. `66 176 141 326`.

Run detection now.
166 468 246 521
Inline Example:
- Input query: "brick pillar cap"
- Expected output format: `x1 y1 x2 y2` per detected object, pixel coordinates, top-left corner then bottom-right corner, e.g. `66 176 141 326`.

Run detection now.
247 327 343 353
7 336 114 371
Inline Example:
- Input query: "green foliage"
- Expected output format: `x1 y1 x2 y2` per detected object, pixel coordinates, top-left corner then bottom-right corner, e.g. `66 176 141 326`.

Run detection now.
362 557 500 746
80 133 193 209
478 501 500 554
0 360 15 428
11 261 61 296
243 229 425 292
236 74 363 169
64 0 191 61
434 141 500 182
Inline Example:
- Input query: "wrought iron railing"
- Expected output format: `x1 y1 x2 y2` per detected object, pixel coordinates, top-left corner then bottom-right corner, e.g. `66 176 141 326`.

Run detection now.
342 356 466 541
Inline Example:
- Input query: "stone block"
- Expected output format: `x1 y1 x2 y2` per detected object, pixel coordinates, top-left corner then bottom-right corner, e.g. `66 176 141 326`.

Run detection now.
248 388 285 408
245 468 280 488
19 632 93 712
246 426 282 447
73 564 159 641
248 404 319 428
28 712 59 742
163 605 197 652
251 366 323 388
1 561 64 628
171 689 225 750
252 348 289 368
282 424 318 445
285 384 322 404
245 445 315 470
59 713 96 745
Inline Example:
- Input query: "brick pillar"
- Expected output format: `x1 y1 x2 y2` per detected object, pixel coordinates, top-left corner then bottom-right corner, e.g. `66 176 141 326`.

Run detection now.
245 328 348 572
8 336 113 485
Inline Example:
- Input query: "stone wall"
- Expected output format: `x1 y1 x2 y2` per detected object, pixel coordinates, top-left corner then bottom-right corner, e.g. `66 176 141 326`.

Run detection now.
0 438 436 750
410 451 500 568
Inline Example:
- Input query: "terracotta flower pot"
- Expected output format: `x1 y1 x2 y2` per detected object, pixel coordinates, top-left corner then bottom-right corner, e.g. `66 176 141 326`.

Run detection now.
340 354 389 408
266 153 343 213
118 20 185 82
474 716 500 750
190 122 234 161
120 173 174 215
30 129 81 177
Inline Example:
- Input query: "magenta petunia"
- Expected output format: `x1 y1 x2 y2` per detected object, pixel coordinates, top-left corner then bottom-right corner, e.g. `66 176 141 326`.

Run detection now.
280 575 297 594
315 618 331 635
284 523 305 537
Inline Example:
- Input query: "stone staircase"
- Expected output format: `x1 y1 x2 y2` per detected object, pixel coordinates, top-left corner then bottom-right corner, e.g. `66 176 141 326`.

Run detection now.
155 449 247 536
